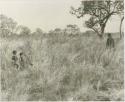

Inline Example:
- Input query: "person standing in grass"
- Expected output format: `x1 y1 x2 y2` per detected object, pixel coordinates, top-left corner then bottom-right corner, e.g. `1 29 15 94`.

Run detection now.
101 33 115 67
12 50 19 69
106 33 115 49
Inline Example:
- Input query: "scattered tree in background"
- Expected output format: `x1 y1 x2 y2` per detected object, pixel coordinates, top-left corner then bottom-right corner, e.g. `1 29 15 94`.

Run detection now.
65 24 80 35
0 15 31 37
48 25 80 36
32 28 43 35
54 28 62 33
70 0 124 38
116 0 124 38
17 25 31 36
48 28 62 35
0 14 17 37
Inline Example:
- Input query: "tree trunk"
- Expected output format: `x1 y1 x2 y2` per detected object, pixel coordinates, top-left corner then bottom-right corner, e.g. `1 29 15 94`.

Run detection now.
98 33 103 38
120 16 124 39
98 24 106 38
91 27 103 38
99 13 112 38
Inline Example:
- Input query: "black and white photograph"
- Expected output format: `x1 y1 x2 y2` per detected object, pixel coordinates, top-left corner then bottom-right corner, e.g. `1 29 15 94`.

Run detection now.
0 0 124 101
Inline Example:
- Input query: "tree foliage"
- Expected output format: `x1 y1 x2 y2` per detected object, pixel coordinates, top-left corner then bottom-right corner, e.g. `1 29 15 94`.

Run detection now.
70 0 124 38
33 28 43 35
65 24 80 35
17 25 31 35
0 14 17 37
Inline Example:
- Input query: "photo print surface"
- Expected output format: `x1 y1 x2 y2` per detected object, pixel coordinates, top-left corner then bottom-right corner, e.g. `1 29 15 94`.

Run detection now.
0 0 124 101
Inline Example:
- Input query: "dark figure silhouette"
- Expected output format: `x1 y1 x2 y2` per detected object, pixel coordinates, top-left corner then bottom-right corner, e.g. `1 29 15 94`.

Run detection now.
12 50 19 69
19 52 33 70
19 52 25 70
106 33 115 49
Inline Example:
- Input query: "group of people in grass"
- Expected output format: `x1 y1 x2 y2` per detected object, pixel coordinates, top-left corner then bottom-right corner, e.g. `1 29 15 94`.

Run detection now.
11 50 33 70
11 33 114 70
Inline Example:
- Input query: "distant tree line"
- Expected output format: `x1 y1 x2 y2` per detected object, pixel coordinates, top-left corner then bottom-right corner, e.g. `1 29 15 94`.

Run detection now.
49 24 80 35
0 14 82 38
0 14 44 37
1 0 124 39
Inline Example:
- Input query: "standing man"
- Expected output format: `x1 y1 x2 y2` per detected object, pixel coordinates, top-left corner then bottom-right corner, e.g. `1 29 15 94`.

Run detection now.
106 33 115 49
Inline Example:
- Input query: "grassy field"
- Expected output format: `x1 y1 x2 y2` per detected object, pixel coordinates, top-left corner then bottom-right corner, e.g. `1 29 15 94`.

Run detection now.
0 33 124 101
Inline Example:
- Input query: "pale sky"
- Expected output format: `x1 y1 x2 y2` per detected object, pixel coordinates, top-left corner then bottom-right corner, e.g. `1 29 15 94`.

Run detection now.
0 0 122 33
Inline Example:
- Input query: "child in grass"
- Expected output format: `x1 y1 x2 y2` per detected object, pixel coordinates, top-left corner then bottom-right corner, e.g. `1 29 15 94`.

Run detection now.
12 50 19 69
19 52 33 70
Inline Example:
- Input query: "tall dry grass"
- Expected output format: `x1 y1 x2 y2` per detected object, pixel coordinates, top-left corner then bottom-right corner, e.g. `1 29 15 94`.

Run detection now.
0 34 124 101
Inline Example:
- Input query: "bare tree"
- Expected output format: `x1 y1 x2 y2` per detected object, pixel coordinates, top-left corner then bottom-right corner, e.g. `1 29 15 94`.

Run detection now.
70 0 124 38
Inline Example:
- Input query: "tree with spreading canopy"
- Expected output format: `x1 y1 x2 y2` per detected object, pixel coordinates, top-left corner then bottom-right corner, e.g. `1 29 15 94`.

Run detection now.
70 0 124 38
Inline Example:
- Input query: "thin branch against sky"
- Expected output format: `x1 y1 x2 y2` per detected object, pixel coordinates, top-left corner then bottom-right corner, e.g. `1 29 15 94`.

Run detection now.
0 0 121 33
